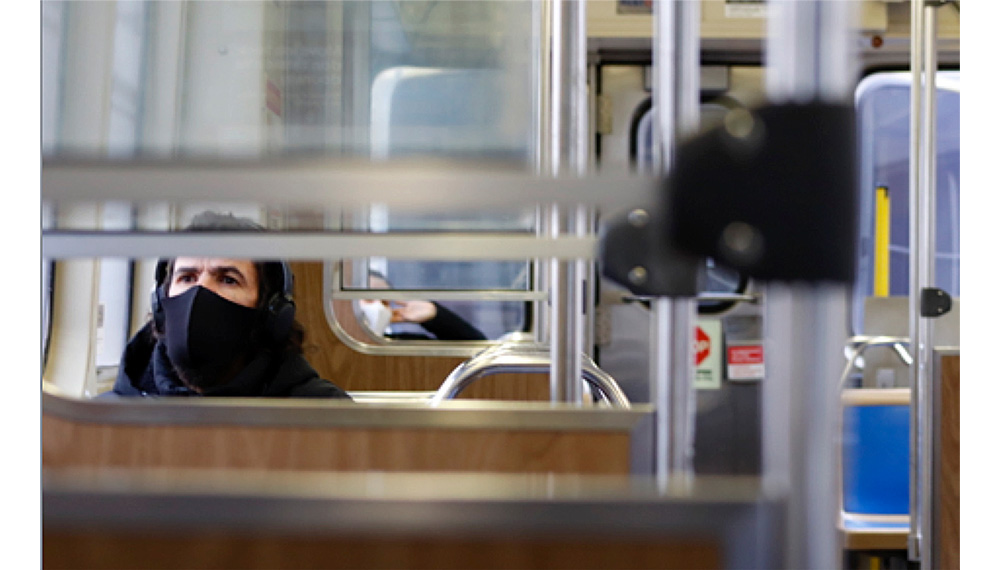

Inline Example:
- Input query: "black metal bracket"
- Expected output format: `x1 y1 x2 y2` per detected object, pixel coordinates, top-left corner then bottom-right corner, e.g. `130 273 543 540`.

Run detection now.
598 206 702 297
599 100 857 294
920 287 953 318
666 101 857 283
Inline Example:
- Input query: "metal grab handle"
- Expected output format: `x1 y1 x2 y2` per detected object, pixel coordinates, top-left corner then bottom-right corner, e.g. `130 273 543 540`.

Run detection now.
430 343 631 408
838 335 912 390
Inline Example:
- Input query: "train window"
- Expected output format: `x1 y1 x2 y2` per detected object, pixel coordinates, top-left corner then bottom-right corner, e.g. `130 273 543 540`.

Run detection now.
328 1 538 348
91 204 134 395
630 98 751 314
336 207 535 343
852 71 960 334
41 0 65 155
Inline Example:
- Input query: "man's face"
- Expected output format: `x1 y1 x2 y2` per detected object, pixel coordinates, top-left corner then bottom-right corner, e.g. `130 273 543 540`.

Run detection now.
168 257 259 308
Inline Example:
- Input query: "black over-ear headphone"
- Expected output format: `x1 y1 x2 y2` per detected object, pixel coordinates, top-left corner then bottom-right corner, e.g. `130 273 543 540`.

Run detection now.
151 259 296 345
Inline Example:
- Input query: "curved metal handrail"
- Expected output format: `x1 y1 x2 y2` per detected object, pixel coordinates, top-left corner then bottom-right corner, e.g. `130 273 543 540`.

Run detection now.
838 335 912 390
430 343 631 408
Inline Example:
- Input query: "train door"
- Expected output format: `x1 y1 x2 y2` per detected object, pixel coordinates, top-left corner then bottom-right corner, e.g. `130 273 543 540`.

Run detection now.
593 61 763 476
848 70 960 389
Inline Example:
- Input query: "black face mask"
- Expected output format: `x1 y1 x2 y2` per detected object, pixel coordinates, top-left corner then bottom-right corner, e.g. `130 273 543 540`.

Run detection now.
160 286 259 390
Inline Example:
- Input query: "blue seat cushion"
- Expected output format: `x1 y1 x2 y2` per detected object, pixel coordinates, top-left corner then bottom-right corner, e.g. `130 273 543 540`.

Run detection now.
842 404 910 515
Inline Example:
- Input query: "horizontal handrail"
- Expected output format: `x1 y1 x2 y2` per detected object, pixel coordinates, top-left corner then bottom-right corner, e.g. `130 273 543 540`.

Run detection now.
41 159 656 213
839 335 912 390
42 230 598 262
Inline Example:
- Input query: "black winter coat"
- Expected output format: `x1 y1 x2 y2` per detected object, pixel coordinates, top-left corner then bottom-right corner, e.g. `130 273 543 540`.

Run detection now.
104 322 352 399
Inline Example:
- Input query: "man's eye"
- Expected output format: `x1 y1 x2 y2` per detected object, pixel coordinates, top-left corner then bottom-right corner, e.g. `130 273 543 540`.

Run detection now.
176 274 195 283
222 276 240 285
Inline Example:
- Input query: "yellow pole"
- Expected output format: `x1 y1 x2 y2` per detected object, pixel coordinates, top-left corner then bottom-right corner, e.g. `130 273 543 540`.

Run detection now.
874 186 890 296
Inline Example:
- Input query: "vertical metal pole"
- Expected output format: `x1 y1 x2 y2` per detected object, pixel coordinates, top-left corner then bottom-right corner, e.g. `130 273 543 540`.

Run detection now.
651 0 699 484
919 12 938 568
906 1 925 561
545 0 586 404
533 0 551 346
765 283 848 569
910 2 938 565
763 1 856 568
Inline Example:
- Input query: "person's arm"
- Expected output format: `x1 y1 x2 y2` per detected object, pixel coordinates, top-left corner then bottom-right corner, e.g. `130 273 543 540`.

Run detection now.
418 302 487 341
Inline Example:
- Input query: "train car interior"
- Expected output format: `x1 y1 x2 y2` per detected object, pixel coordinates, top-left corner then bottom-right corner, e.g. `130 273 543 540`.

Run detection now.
35 1 965 569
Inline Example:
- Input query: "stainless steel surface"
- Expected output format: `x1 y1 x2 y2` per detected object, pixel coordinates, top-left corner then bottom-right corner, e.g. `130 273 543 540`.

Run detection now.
667 299 697 482
429 343 630 409
41 159 656 214
625 293 759 304
840 336 913 390
764 284 847 570
763 3 857 567
650 0 700 487
649 298 697 487
346 391 436 405
549 214 582 404
765 0 855 104
331 289 547 303
918 6 939 566
44 388 648 431
907 1 925 557
543 1 589 406
909 0 941 563
42 231 598 262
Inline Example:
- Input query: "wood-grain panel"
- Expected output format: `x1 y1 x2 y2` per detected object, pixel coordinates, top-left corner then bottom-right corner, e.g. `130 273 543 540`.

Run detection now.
939 354 959 570
42 414 631 474
42 531 720 570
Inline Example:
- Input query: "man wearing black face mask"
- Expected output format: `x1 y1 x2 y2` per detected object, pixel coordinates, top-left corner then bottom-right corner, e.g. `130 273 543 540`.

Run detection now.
103 212 352 399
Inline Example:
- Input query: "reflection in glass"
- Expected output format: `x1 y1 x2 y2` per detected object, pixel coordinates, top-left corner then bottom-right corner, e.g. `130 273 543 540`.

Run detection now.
42 0 535 161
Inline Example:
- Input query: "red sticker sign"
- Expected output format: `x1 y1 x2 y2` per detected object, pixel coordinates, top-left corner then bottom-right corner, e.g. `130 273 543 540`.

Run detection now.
695 326 711 365
728 345 763 364
726 344 765 381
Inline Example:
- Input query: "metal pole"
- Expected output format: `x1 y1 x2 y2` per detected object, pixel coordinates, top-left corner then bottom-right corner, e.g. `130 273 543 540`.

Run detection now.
532 0 549 347
906 0 924 560
545 0 587 404
763 1 856 568
651 0 700 484
910 2 939 565
919 11 938 568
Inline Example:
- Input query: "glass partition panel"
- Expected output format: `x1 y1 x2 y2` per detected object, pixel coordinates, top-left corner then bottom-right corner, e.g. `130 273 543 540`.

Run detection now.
42 0 536 159
42 0 543 367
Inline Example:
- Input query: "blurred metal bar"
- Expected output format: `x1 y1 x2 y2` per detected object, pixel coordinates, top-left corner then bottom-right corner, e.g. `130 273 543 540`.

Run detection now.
918 9 938 567
651 0 700 486
332 290 547 302
763 1 857 568
41 231 598 261
41 160 656 214
765 0 855 104
909 1 939 565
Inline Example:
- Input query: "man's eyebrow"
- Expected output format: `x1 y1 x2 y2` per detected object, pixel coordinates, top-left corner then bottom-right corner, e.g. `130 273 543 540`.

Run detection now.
208 265 248 279
172 265 200 275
